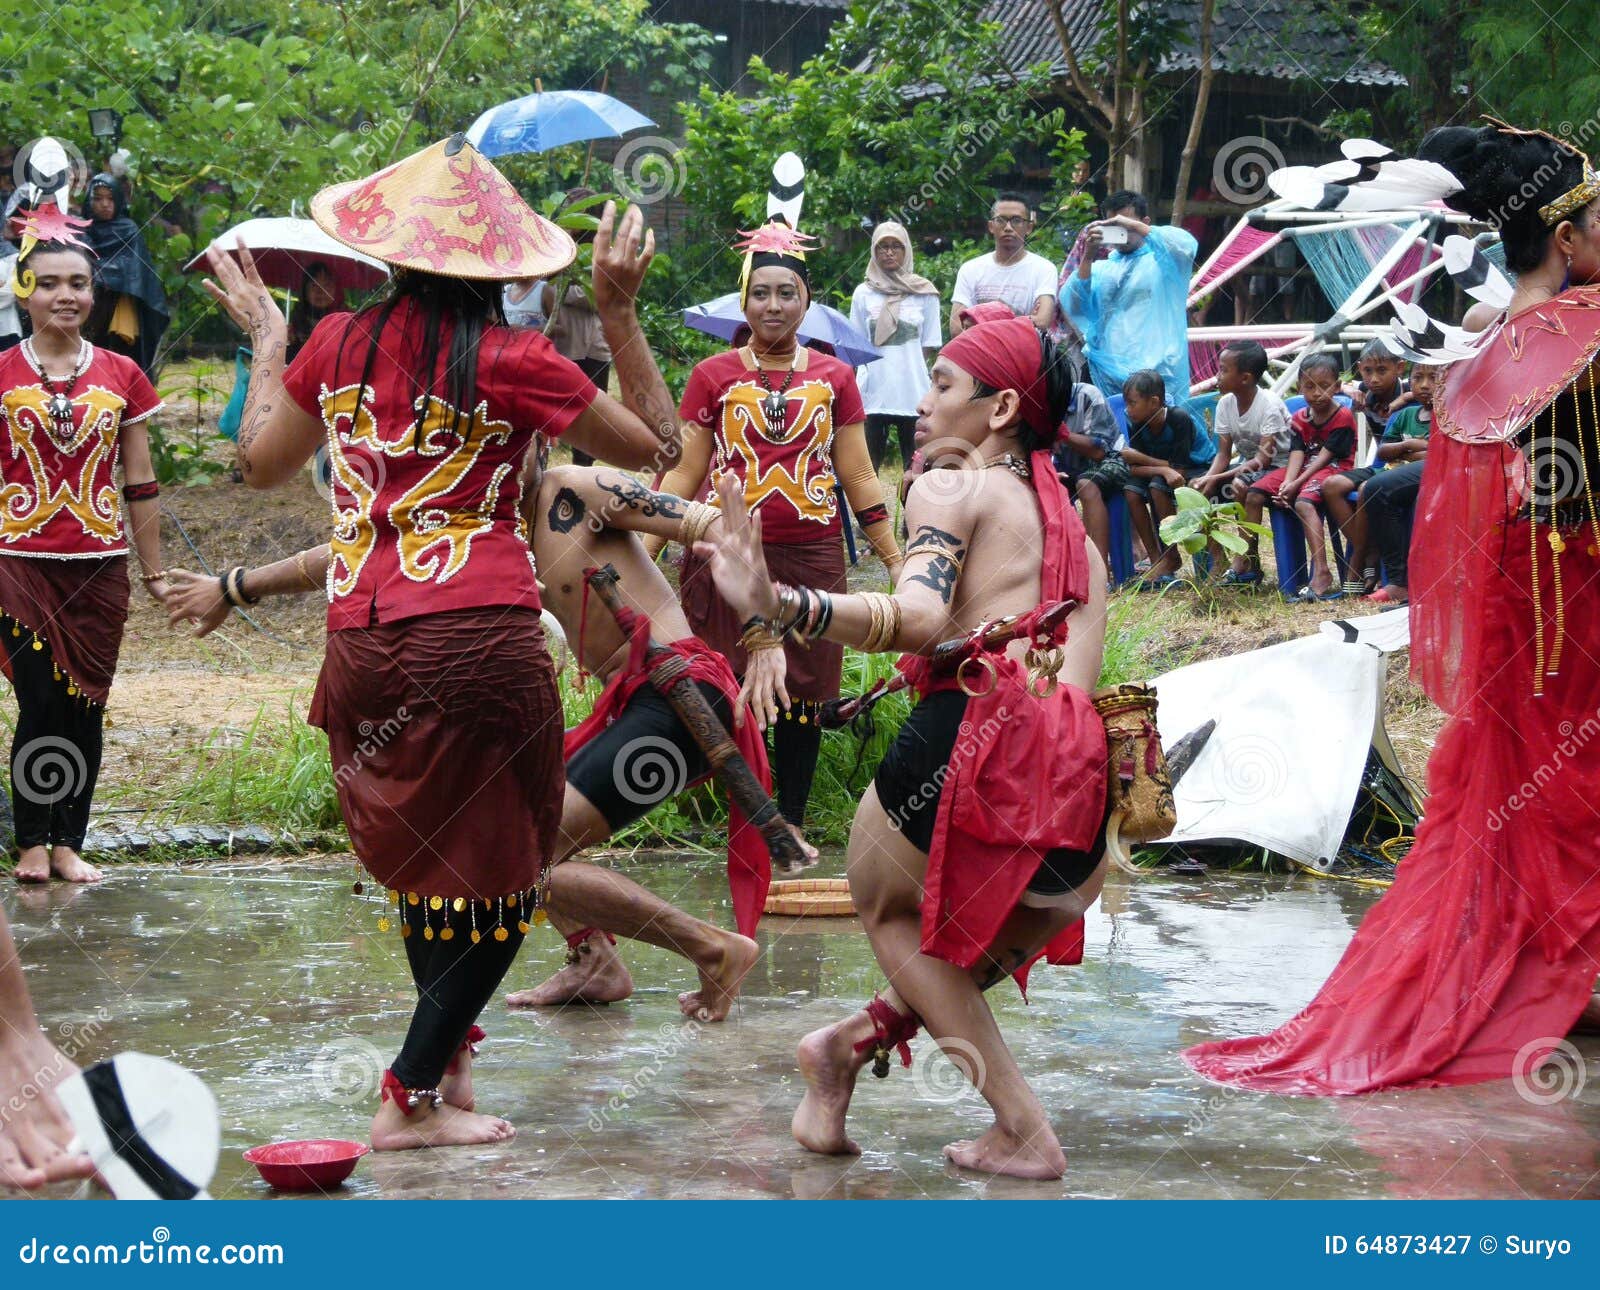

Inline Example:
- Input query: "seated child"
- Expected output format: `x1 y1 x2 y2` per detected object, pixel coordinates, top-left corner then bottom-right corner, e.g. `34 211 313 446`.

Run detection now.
1323 359 1437 595
1323 340 1412 591
1052 379 1128 568
1245 351 1358 599
1361 362 1438 605
1192 340 1292 585
1120 368 1216 584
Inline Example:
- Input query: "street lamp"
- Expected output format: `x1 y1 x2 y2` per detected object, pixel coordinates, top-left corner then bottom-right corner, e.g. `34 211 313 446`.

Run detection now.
87 108 123 149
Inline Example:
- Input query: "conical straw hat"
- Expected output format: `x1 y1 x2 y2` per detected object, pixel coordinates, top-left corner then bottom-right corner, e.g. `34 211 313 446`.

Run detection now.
311 134 576 281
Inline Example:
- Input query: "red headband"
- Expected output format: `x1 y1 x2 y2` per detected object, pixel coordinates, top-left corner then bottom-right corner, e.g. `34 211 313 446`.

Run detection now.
941 318 1052 438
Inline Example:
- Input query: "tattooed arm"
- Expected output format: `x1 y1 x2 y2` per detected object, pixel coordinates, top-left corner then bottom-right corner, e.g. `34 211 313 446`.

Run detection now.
561 203 681 473
530 465 719 547
698 472 975 655
640 419 715 560
201 244 323 489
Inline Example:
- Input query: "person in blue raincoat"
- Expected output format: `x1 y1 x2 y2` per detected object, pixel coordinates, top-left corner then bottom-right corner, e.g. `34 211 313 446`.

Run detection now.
1062 190 1196 403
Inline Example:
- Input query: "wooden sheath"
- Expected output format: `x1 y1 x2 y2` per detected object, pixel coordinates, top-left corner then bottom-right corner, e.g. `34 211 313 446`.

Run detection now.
585 565 810 875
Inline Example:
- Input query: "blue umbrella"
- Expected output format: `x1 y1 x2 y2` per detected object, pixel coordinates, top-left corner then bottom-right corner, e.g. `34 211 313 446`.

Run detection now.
682 293 883 366
465 91 654 157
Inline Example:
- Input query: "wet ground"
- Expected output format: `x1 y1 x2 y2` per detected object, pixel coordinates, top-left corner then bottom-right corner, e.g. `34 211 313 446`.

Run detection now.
9 856 1598 1200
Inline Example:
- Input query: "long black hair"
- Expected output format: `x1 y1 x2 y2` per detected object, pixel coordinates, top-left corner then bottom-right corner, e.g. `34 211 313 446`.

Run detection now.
1420 124 1594 273
339 268 508 448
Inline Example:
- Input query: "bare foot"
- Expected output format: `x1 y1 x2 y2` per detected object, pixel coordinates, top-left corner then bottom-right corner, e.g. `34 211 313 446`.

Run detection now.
0 1040 95 1190
48 848 102 885
791 1014 874 1157
787 822 819 867
505 935 633 1008
677 933 760 1022
942 1123 1066 1180
438 1045 475 1112
14 846 49 884
369 1099 515 1152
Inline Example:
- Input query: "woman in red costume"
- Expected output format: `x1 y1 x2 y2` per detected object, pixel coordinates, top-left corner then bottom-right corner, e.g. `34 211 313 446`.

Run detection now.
651 217 903 840
1186 121 1600 1094
202 135 678 1150
0 204 170 884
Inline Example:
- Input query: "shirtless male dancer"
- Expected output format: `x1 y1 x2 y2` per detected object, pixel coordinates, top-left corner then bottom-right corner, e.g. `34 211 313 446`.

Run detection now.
698 316 1110 1179
163 465 791 1029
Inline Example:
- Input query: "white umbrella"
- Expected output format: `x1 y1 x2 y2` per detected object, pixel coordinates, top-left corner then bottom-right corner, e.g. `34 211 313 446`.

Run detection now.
185 217 389 293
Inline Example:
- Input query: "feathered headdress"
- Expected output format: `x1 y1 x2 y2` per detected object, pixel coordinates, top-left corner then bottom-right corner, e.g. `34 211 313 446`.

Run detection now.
737 152 817 308
9 204 95 301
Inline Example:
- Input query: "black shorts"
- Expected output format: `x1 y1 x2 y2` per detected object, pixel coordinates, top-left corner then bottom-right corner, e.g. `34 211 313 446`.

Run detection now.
565 681 732 830
872 689 1108 900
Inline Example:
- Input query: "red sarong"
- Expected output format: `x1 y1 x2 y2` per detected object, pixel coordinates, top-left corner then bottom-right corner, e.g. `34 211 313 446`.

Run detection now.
899 449 1106 985
563 611 773 937
0 554 129 705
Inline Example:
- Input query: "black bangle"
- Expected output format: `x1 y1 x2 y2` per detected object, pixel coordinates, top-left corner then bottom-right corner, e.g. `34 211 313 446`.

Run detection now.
122 480 160 502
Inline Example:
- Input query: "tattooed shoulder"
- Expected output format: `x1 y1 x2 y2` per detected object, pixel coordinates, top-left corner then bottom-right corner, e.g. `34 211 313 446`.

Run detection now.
905 523 966 558
548 486 586 533
597 473 687 519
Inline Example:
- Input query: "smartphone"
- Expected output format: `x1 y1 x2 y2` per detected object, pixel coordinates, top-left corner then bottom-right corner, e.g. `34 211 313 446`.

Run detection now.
1100 224 1129 247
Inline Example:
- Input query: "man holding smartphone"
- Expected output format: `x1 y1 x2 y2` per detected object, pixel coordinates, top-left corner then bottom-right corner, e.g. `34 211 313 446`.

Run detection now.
1063 190 1198 401
948 193 1059 336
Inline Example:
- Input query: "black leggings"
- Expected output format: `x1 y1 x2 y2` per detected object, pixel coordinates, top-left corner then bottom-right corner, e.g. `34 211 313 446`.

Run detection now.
4 633 102 851
772 716 823 830
390 896 527 1090
1361 460 1424 587
865 414 917 473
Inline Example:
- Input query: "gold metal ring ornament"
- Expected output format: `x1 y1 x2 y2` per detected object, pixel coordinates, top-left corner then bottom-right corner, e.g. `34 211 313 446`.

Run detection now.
1024 643 1066 698
956 653 998 698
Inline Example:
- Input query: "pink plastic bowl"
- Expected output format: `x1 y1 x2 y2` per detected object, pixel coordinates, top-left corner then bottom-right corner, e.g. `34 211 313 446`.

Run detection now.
243 1139 369 1192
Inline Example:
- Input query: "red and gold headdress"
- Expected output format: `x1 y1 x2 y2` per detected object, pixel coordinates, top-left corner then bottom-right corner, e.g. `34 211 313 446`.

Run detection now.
9 205 96 300
736 152 816 308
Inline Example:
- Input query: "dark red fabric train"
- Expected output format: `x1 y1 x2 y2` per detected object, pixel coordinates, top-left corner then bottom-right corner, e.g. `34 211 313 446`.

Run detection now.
1185 287 1600 1094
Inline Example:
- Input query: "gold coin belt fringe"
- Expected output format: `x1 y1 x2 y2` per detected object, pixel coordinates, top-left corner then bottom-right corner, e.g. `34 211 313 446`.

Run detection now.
3 613 97 706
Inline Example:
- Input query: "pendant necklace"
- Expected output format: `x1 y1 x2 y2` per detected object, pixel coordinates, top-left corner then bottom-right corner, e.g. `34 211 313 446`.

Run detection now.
751 347 799 436
26 339 90 445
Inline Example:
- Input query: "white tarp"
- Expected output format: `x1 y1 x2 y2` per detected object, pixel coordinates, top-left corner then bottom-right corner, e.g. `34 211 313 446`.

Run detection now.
1154 633 1389 865
1318 604 1410 654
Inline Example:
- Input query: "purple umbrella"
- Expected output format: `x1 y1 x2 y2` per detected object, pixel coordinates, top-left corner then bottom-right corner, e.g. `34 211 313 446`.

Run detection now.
682 292 883 366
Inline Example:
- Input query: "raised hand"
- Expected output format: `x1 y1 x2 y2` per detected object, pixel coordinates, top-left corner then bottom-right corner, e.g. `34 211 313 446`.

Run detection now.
592 200 656 317
201 242 284 343
693 473 778 623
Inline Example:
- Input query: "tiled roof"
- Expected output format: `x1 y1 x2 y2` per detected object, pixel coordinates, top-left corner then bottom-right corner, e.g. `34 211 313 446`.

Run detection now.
991 0 1407 88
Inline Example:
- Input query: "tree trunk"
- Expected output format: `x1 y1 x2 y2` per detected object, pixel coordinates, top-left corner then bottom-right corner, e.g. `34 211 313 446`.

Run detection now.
1170 0 1217 224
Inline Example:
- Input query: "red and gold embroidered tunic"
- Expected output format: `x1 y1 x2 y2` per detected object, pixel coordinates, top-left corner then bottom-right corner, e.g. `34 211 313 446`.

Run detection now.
678 348 865 543
0 342 161 558
283 303 599 629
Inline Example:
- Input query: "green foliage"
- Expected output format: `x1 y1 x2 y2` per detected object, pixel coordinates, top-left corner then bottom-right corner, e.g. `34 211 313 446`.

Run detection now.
0 0 712 359
169 704 342 837
1158 487 1270 558
676 0 1059 306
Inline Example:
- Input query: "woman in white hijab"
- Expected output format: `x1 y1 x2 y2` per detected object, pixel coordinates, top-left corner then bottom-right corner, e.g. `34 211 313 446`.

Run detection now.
849 221 941 472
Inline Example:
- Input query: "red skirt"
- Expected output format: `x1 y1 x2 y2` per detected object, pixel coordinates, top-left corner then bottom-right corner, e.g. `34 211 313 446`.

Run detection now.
679 534 847 706
0 554 129 705
309 607 563 900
